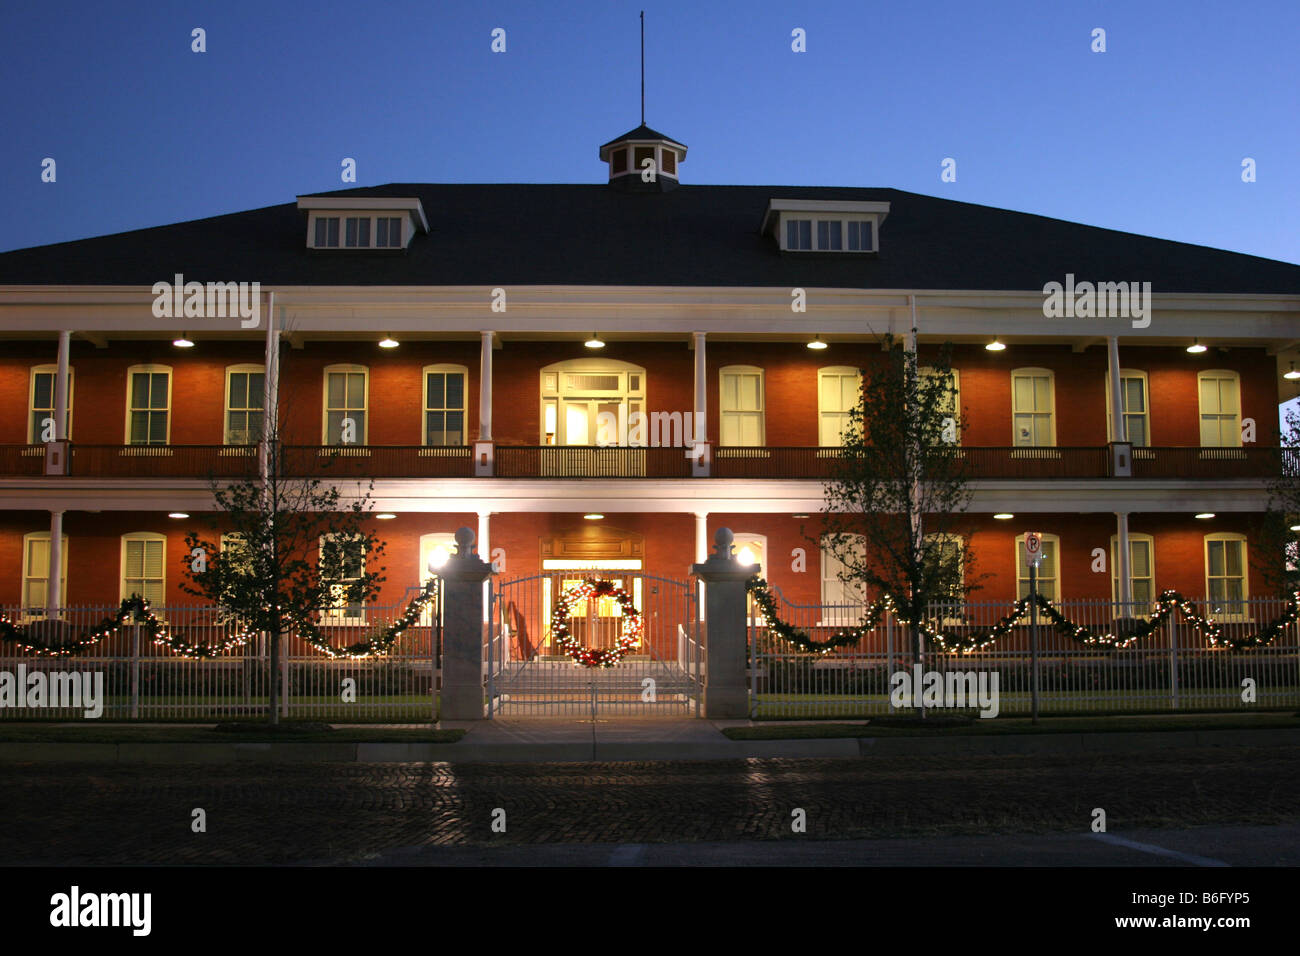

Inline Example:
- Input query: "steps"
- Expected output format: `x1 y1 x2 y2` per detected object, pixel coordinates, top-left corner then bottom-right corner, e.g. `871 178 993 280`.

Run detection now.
491 659 700 714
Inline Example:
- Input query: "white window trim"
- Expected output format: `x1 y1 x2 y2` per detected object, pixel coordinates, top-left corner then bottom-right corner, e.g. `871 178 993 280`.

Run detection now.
719 365 766 447
1197 370 1242 448
818 366 861 448
21 531 68 616
1204 533 1250 620
778 213 878 252
1109 533 1156 612
1104 369 1151 445
120 532 167 605
1010 367 1057 448
124 365 172 445
307 212 407 250
28 364 73 443
224 364 266 446
422 364 470 447
1017 532 1061 604
322 364 369 446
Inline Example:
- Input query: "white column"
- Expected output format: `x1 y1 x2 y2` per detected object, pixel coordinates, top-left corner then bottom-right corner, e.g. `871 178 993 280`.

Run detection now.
47 510 63 617
1115 511 1133 611
478 510 491 623
479 331 494 441
695 511 708 620
260 291 278 483
1107 335 1126 443
54 331 71 442
692 331 706 435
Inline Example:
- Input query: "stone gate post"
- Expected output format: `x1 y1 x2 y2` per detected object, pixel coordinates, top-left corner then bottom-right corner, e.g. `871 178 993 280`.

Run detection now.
691 528 758 719
438 527 494 720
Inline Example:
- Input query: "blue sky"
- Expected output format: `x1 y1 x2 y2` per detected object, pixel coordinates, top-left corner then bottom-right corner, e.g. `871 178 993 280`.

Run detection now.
2 0 1297 266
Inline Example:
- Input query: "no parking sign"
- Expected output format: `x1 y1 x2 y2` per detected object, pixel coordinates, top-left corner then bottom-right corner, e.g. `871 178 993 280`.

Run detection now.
1024 532 1043 568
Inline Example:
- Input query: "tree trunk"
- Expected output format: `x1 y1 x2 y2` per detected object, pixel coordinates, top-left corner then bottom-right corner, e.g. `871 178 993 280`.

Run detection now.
268 613 281 726
911 620 926 720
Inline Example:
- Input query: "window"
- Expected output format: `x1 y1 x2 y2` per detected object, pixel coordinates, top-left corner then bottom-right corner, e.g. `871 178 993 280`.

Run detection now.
225 365 265 445
1105 370 1150 446
322 535 367 623
220 533 253 576
818 367 861 446
611 148 628 174
376 217 403 248
538 359 646 447
28 365 73 442
1011 368 1055 447
1205 534 1248 618
786 219 812 250
924 533 965 622
719 366 765 446
424 366 467 446
21 532 67 613
920 366 960 443
1110 534 1155 612
848 220 873 251
126 366 171 445
314 217 340 248
820 534 865 620
816 220 843 251
344 217 371 248
1016 532 1060 604
324 365 367 445
121 533 166 606
1198 371 1241 447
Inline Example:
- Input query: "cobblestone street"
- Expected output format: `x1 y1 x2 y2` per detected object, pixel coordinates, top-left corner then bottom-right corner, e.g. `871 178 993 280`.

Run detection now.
3 745 1299 865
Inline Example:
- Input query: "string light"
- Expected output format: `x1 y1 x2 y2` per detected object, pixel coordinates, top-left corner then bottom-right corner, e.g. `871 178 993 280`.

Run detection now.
551 578 642 667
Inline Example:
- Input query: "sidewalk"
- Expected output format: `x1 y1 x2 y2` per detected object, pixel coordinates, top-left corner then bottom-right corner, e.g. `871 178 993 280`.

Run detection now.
2 718 1297 763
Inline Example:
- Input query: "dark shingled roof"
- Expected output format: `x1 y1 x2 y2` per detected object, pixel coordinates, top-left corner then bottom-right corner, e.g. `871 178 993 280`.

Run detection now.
1 184 1297 293
600 124 686 149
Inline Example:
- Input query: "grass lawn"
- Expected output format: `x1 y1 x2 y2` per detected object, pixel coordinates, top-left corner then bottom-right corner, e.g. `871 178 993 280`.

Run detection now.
723 710 1300 740
0 723 465 744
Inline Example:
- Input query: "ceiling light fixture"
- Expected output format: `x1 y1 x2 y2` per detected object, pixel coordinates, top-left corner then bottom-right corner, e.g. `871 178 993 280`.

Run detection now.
1284 362 1300 381
985 339 1006 352
806 336 828 350
376 513 397 520
1186 338 1207 354
585 333 605 349
583 513 604 520
172 334 194 348
168 512 189 519
378 336 399 349
1195 512 1215 520
993 513 1014 520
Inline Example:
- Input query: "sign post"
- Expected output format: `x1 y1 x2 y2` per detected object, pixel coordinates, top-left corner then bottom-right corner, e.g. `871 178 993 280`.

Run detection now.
1024 533 1043 724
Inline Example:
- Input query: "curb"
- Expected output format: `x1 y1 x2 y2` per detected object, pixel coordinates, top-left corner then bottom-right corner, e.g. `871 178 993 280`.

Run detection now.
0 727 1296 763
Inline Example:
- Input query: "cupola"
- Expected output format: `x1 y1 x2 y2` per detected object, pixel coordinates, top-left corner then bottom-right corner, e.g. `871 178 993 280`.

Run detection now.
599 125 687 192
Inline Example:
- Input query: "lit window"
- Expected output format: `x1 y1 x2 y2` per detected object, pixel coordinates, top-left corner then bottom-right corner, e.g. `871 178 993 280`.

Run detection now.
1198 371 1241 447
1011 368 1055 447
1205 534 1248 618
225 366 265 445
1110 534 1155 613
22 532 67 614
322 535 367 623
920 367 960 444
1106 370 1150 446
818 367 861 446
122 533 166 606
324 366 367 445
424 366 467 446
720 366 765 446
820 534 865 621
29 365 73 442
127 367 171 445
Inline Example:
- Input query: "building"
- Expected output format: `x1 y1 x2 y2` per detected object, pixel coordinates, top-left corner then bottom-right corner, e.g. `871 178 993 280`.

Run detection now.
2 122 1299 640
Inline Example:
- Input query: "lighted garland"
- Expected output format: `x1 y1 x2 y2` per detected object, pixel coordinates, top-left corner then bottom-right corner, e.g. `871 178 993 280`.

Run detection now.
0 596 253 659
745 578 1300 655
289 580 439 660
550 578 642 667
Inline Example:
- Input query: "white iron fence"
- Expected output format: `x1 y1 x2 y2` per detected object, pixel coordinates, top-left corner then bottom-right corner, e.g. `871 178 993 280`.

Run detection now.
750 590 1300 719
0 602 439 721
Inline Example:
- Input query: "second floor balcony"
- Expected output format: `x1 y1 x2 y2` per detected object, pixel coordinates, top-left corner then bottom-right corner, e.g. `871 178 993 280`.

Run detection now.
0 443 1293 481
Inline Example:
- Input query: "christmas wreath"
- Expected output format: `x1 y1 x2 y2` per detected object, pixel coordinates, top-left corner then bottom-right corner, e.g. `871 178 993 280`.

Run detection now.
551 578 642 667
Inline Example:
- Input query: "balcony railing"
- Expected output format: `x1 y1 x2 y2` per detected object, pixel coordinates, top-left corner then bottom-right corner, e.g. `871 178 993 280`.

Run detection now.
0 444 1290 480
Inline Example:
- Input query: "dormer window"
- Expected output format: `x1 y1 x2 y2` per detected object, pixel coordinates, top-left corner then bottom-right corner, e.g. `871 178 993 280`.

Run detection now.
764 199 890 253
297 196 429 250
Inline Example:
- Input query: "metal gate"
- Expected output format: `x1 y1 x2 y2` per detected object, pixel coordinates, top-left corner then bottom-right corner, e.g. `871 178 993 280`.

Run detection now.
486 571 703 717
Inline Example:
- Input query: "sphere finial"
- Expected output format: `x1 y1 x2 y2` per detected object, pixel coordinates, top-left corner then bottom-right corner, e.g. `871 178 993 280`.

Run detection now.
454 527 475 555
